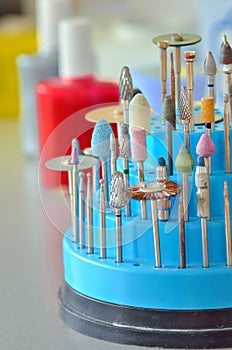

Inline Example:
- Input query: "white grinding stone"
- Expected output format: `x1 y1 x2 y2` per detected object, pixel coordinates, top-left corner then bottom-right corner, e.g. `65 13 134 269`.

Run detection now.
129 93 151 134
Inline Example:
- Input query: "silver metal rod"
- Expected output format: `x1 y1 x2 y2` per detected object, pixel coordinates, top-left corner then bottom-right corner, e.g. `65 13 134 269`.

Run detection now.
175 46 181 111
100 179 106 259
138 161 147 220
224 94 231 173
123 158 131 217
87 173 93 254
182 172 189 222
151 199 161 268
72 164 78 243
183 122 190 151
115 208 122 263
224 181 232 266
79 172 85 249
179 193 186 268
201 217 209 268
170 52 176 128
166 121 173 176
102 160 108 206
110 133 116 176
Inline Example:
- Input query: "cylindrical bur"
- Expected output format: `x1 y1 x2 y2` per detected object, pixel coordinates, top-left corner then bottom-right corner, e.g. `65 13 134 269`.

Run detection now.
184 51 196 131
156 158 171 221
130 126 147 219
201 96 215 125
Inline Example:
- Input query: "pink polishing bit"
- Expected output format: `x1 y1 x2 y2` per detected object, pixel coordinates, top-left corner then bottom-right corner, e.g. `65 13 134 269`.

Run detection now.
196 133 215 157
130 127 147 162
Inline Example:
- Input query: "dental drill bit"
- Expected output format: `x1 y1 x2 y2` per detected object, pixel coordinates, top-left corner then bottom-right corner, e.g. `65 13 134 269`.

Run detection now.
155 158 171 221
203 51 217 100
127 179 180 268
224 181 232 266
79 171 85 249
110 171 127 263
152 39 169 106
162 95 175 175
224 94 231 173
179 86 192 150
175 145 194 221
119 66 133 125
110 132 116 176
99 179 106 259
184 50 196 131
178 191 186 268
91 118 113 205
130 126 147 220
201 96 215 173
129 93 151 134
70 138 80 243
196 133 215 221
86 173 93 254
119 123 131 217
219 35 232 119
170 52 176 128
195 156 210 268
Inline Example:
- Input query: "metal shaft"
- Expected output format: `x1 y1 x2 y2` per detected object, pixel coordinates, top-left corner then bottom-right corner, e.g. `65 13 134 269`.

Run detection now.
100 180 106 259
151 199 161 268
183 122 190 150
79 172 85 249
138 161 147 220
224 94 231 173
178 193 186 268
207 75 215 99
206 128 212 175
72 164 78 243
182 172 189 222
201 217 209 268
115 208 122 263
166 121 173 176
170 52 176 128
87 173 93 254
224 181 232 266
123 158 131 217
102 160 108 205
175 46 181 111
226 72 232 119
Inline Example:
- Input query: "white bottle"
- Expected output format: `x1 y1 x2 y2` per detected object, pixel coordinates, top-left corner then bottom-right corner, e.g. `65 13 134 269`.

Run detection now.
17 0 73 158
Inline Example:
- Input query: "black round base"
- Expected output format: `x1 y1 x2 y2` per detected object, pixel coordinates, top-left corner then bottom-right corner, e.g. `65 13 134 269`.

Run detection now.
58 281 232 348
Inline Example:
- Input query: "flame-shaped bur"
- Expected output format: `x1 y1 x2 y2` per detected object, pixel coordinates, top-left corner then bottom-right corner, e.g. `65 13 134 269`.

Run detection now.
110 171 127 263
219 35 232 65
204 51 217 76
119 66 133 101
129 93 151 134
110 172 127 209
175 145 194 173
196 134 216 158
91 118 113 160
71 138 80 164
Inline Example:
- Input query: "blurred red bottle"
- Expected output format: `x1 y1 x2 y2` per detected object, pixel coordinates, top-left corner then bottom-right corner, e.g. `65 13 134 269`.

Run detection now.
36 17 119 188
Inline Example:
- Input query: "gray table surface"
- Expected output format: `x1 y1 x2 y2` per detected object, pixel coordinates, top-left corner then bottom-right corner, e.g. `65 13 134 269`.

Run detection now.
0 120 231 350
